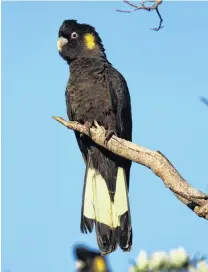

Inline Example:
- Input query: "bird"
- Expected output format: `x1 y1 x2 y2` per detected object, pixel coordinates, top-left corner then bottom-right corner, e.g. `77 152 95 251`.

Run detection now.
74 244 111 272
57 20 133 255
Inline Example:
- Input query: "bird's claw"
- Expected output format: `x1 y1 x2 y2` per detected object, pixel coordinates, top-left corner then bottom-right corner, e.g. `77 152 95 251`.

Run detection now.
84 120 100 137
93 120 100 128
84 120 116 145
84 121 92 136
104 129 116 145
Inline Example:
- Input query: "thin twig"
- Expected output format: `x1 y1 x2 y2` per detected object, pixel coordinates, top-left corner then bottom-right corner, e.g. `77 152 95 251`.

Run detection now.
151 6 164 31
123 0 139 9
53 116 208 220
117 0 164 31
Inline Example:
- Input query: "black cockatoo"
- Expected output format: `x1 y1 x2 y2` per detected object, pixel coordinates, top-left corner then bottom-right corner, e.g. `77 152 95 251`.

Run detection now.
57 20 133 255
74 244 111 272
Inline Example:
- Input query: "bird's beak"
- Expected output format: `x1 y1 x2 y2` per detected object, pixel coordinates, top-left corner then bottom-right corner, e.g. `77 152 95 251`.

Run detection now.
75 260 85 269
57 36 68 51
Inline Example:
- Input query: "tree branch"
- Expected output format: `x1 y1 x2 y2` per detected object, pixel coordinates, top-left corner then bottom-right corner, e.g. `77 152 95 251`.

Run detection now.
53 116 208 220
116 0 164 31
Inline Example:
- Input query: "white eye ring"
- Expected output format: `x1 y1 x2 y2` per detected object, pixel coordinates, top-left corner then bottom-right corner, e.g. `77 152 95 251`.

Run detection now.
71 32 78 39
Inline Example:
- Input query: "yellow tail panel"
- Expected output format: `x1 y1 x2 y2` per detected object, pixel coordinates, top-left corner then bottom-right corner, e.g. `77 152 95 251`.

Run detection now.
83 167 128 228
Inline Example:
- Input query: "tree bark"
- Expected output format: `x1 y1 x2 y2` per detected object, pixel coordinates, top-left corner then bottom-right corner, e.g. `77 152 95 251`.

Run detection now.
53 116 208 220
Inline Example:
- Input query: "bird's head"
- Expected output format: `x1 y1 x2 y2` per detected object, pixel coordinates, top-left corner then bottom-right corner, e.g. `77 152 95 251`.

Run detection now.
74 245 109 272
57 20 105 63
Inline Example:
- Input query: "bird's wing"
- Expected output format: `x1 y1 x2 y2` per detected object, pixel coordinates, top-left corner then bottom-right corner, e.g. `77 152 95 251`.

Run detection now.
65 88 88 164
105 65 132 142
104 65 132 187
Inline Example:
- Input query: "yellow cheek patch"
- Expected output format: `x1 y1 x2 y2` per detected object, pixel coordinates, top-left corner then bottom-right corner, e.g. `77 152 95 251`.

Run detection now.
84 33 96 50
93 257 106 271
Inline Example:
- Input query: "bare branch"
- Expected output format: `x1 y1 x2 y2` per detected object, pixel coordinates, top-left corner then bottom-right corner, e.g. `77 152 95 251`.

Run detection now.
53 116 208 220
122 0 140 9
117 0 164 31
151 7 164 31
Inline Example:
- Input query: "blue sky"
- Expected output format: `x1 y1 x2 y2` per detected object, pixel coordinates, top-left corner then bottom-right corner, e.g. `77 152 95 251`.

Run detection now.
2 1 208 272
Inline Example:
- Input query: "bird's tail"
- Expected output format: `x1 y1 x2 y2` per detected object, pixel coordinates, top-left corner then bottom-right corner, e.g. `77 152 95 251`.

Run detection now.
81 166 132 255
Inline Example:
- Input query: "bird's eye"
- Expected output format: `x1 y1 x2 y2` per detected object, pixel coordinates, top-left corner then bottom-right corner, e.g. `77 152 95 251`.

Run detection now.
71 32 78 39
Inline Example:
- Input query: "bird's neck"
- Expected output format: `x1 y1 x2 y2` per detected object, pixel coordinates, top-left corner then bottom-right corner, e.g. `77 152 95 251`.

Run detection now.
69 56 107 75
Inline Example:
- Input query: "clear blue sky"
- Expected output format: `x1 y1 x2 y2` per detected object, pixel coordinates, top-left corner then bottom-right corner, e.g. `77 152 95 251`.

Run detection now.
2 2 208 272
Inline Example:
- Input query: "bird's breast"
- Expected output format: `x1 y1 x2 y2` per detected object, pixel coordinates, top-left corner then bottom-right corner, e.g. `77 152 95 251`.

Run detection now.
68 79 114 127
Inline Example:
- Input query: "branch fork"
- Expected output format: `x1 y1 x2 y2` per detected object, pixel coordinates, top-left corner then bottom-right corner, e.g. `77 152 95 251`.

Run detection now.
117 0 164 31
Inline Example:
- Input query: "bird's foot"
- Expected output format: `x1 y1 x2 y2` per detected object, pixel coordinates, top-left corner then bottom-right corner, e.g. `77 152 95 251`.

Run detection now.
104 129 117 145
84 121 92 137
